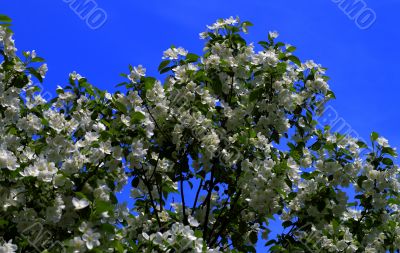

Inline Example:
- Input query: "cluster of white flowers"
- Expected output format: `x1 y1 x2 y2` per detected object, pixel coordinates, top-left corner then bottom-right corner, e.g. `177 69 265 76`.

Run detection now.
128 64 146 82
0 147 17 171
0 22 133 251
163 47 188 60
205 16 239 31
0 25 16 57
142 222 220 252
21 156 58 182
0 240 17 253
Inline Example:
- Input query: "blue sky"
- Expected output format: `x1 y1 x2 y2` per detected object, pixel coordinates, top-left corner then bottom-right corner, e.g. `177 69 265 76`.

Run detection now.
3 0 400 251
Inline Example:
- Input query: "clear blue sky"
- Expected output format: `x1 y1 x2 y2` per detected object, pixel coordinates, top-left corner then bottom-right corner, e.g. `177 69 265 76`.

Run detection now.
3 0 400 251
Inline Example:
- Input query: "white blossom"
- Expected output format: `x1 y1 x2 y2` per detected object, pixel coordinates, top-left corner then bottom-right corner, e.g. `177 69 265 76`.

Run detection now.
72 197 90 210
0 240 17 253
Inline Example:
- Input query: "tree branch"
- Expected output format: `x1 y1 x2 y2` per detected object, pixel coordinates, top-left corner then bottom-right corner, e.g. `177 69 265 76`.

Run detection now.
203 166 215 240
191 179 203 215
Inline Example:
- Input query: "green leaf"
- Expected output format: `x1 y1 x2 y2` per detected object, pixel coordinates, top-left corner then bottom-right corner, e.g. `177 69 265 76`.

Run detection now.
355 194 364 199
186 53 199 62
10 73 29 88
282 220 292 228
258 41 269 48
276 62 287 74
0 15 11 23
310 140 321 151
249 129 257 138
382 147 397 157
80 82 95 96
113 101 127 114
0 219 8 230
271 130 280 144
269 245 284 251
131 111 145 123
31 57 45 63
143 77 156 90
286 46 297 53
95 200 114 213
317 200 326 212
158 60 170 72
356 141 367 148
242 21 254 27
27 67 43 83
388 198 400 205
116 82 128 88
289 149 301 162
75 192 89 200
114 241 125 253
326 90 336 99
265 239 277 247
285 177 292 188
131 177 140 188
159 66 173 74
287 55 301 66
249 87 263 102
194 230 203 238
371 132 379 141
210 76 223 94
382 158 393 166
249 231 258 244
287 192 297 201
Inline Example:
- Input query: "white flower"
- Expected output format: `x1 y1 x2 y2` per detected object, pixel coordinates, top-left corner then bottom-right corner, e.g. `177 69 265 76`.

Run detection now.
253 50 279 66
21 157 58 182
38 63 48 78
163 48 178 60
82 229 101 250
377 137 389 147
78 222 90 233
85 132 99 143
58 91 75 100
0 148 17 171
163 47 188 60
105 92 112 100
131 139 147 158
200 131 220 157
188 216 199 227
94 185 110 201
69 237 86 252
70 71 83 80
142 232 150 240
13 61 24 72
199 32 208 39
224 16 238 25
72 197 90 210
269 31 279 39
31 50 37 59
128 65 146 82
176 47 188 57
206 16 238 30
98 141 112 154
44 110 67 133
0 240 17 253
46 195 65 223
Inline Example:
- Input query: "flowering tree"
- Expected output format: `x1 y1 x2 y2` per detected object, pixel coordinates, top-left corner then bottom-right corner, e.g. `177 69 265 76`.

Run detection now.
1 15 400 253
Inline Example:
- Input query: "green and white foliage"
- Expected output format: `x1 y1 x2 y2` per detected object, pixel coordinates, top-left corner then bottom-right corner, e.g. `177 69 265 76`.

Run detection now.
0 15 399 252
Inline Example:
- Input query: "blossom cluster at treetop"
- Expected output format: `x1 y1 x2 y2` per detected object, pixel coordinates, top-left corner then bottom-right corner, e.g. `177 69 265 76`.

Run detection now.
1 14 400 252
